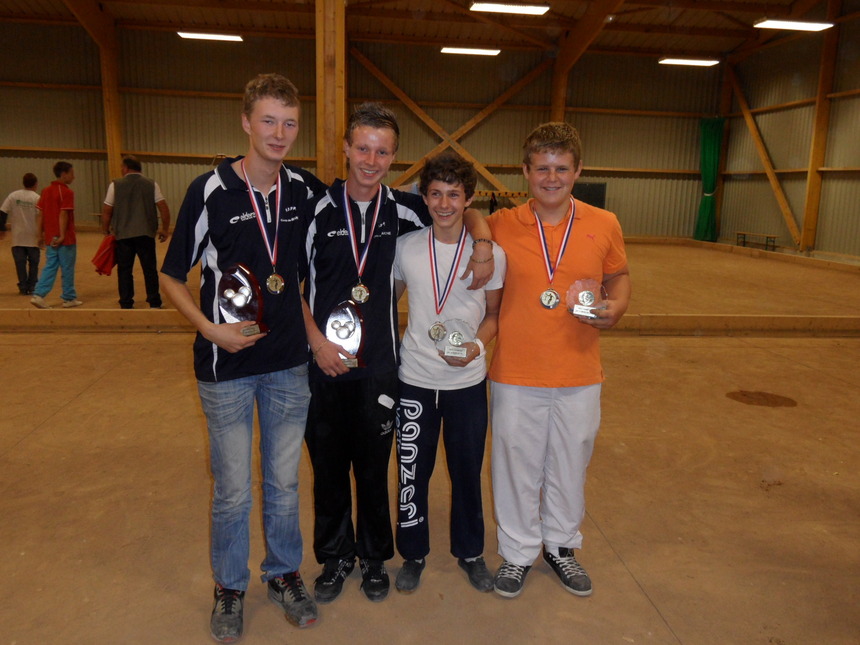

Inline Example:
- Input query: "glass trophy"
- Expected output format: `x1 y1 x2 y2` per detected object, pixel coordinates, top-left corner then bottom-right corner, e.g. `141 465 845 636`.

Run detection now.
434 319 476 358
325 300 365 367
218 264 268 336
566 279 606 319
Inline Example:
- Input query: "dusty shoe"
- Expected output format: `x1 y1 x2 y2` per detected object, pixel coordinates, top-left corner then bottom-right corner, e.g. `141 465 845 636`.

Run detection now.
395 559 425 593
210 584 244 643
313 557 354 604
62 299 83 308
493 560 531 598
458 556 494 592
268 572 318 628
359 559 390 602
543 547 592 596
30 294 51 309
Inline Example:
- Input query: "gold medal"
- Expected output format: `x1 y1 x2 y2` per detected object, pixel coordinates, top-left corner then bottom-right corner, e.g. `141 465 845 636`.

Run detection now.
266 273 285 294
351 282 370 303
540 288 560 309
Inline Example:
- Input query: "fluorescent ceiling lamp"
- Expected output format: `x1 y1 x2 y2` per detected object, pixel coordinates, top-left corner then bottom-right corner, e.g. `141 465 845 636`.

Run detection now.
470 3 550 16
659 57 720 67
441 47 501 56
753 19 833 32
178 31 243 42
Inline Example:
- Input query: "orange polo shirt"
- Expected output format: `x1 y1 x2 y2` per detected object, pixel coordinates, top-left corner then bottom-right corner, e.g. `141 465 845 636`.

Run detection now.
487 199 627 388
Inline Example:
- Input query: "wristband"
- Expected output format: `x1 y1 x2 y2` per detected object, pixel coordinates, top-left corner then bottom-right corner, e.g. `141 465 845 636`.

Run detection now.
312 339 328 356
474 338 485 357
469 254 493 264
471 238 492 248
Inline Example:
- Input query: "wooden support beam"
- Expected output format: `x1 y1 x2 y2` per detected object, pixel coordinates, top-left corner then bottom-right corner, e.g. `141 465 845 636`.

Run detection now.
315 0 347 185
394 58 553 187
63 0 123 178
727 66 801 246
550 0 627 121
350 47 518 200
801 0 842 253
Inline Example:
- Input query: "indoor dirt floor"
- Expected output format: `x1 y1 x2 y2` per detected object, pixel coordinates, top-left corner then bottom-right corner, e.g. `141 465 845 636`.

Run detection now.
0 233 858 644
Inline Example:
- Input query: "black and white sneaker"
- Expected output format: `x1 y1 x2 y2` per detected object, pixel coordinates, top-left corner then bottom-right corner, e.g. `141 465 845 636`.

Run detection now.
313 557 355 604
268 572 318 628
359 559 390 602
210 584 244 643
493 560 531 598
543 547 593 596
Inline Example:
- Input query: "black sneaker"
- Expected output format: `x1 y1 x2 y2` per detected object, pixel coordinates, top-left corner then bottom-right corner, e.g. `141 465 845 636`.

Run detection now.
493 560 531 598
395 559 425 593
268 572 318 628
543 547 593 596
359 559 390 602
313 557 354 604
458 556 494 592
210 584 244 643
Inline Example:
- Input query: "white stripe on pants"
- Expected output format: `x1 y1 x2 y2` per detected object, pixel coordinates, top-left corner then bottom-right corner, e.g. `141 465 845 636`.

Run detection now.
490 381 601 566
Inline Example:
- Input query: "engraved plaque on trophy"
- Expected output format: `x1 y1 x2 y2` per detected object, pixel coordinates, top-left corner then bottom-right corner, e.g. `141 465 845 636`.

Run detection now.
566 278 606 319
434 318 476 358
218 264 269 336
325 300 365 367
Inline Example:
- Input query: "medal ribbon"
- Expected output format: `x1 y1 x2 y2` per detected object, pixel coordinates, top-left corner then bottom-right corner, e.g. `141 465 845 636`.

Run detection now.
240 159 281 270
343 183 382 282
533 196 575 286
428 226 468 316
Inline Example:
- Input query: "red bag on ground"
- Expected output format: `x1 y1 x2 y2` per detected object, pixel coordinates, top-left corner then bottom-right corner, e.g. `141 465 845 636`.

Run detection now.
92 234 117 276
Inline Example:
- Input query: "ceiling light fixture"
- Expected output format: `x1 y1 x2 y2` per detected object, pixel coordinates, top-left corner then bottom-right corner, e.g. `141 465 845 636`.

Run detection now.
659 57 720 67
178 31 243 42
441 47 501 56
469 3 550 16
753 18 833 32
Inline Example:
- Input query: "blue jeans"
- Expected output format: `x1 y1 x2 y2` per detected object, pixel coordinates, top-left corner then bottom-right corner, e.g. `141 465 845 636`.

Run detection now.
33 244 77 301
197 365 310 590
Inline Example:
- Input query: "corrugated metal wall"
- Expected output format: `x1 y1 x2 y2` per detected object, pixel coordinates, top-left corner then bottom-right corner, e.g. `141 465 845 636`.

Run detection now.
1 21 857 257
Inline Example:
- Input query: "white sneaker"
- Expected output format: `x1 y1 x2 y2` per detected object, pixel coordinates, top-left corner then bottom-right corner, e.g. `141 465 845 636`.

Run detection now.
30 295 51 309
62 299 83 308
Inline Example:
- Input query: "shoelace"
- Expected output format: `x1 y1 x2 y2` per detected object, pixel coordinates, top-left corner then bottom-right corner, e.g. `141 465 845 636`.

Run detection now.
362 562 387 581
280 575 310 601
216 588 242 614
552 553 586 577
497 561 527 580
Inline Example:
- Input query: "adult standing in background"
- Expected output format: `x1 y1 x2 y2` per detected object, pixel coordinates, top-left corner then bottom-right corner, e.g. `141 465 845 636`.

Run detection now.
0 172 41 295
31 161 81 309
101 155 171 308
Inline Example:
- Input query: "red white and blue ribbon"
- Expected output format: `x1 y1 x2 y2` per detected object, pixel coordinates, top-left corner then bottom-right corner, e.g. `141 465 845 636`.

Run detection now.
428 226 468 316
343 182 382 282
533 196 575 287
240 159 281 269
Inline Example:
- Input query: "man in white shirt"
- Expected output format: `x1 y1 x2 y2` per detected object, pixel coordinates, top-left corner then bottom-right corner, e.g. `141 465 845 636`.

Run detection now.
1 173 41 294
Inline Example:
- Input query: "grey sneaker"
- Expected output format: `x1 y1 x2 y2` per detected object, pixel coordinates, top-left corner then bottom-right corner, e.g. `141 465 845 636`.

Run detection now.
30 294 51 309
62 299 83 308
359 559 390 602
268 572 318 628
493 560 531 598
458 556 494 592
210 584 244 643
395 559 425 593
543 547 592 596
313 557 354 604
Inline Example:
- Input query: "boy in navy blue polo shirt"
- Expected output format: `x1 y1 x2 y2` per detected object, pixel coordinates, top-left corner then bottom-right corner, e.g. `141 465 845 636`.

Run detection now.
161 74 325 642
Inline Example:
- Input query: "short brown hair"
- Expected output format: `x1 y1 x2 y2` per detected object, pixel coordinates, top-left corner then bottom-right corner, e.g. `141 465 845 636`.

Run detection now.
243 73 300 117
53 161 73 178
419 150 477 200
22 173 37 189
345 102 400 152
522 122 582 168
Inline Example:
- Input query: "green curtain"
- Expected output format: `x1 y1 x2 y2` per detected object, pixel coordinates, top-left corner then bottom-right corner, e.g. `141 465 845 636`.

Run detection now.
693 117 724 242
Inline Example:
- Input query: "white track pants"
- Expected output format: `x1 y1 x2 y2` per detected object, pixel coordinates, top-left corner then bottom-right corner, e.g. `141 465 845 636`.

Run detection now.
489 381 601 566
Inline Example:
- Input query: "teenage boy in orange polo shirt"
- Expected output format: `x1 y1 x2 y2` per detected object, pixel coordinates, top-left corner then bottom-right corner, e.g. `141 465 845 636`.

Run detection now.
487 122 631 598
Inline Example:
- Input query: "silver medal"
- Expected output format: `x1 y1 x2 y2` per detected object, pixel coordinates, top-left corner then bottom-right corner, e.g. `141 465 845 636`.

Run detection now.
351 282 370 304
429 321 447 341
